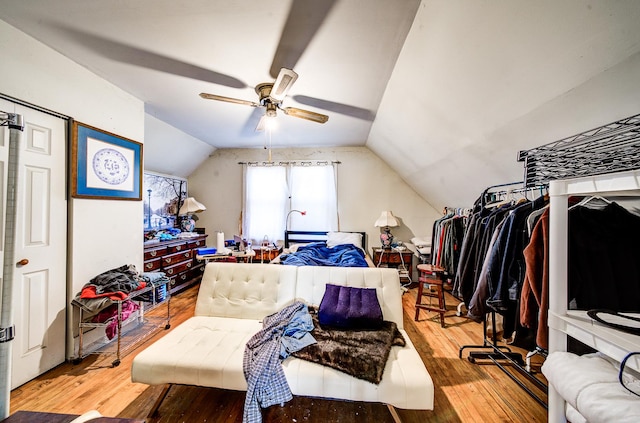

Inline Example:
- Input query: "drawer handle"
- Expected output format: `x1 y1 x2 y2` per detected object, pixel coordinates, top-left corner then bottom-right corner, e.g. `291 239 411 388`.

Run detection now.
176 245 182 251
145 263 153 270
150 251 157 257
184 252 190 258
186 262 193 268
166 269 174 275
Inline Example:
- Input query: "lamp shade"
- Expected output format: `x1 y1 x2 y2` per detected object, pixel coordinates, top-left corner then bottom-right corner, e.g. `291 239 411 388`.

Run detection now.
179 197 206 215
374 211 399 228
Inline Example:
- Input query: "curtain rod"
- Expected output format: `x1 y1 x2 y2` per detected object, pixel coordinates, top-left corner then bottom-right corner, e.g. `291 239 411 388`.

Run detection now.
238 160 341 166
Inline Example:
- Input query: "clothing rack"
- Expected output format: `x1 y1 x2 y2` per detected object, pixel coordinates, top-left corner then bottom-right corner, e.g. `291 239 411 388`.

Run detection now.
458 113 640 412
480 181 549 207
457 180 549 409
459 310 548 407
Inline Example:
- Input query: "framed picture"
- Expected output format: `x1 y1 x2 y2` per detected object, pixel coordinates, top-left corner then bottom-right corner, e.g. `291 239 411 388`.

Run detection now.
71 121 143 200
143 171 187 231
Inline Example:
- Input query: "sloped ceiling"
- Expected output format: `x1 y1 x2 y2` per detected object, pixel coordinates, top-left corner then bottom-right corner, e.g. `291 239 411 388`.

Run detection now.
2 0 640 210
369 0 640 208
0 0 419 148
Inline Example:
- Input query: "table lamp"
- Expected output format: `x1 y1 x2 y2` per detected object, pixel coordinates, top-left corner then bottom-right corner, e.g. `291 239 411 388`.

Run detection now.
179 197 206 232
374 210 399 249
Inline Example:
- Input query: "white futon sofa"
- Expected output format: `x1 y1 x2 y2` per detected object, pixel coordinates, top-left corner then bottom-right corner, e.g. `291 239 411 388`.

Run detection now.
131 262 434 417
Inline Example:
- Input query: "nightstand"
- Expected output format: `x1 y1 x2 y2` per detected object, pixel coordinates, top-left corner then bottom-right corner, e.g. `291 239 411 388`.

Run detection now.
252 246 282 263
372 247 413 283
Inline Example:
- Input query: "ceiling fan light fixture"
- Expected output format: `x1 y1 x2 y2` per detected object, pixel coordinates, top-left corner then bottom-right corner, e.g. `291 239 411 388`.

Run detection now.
265 103 277 118
200 67 327 128
264 115 278 131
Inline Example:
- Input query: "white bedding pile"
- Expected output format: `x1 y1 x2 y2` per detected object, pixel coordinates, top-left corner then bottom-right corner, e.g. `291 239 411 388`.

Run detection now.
542 351 640 423
410 237 432 255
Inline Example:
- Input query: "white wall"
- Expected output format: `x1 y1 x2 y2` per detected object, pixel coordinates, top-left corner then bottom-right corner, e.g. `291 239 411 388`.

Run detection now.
144 113 215 178
0 20 145 357
188 147 441 253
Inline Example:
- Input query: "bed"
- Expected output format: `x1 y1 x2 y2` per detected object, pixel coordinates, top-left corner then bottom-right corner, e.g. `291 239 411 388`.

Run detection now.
272 230 374 267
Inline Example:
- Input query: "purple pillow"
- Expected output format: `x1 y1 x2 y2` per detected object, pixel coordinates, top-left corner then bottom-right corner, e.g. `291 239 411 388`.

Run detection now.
318 283 383 329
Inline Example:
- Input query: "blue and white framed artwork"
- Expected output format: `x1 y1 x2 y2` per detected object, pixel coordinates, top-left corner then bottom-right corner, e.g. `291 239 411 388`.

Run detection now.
72 121 142 200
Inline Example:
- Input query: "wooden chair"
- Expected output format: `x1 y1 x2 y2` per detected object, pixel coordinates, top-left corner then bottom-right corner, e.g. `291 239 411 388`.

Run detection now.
415 264 447 327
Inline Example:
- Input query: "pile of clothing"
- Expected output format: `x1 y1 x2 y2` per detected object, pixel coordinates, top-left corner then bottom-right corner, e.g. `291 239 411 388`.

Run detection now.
72 264 169 340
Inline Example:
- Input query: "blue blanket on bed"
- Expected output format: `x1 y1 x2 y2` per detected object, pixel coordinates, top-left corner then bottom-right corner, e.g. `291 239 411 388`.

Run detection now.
279 242 368 267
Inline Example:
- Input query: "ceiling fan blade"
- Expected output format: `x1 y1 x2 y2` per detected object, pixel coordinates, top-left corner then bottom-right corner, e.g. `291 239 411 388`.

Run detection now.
282 107 329 124
199 93 259 107
53 24 246 88
240 108 266 136
270 68 298 102
269 0 337 78
292 95 376 121
255 115 269 132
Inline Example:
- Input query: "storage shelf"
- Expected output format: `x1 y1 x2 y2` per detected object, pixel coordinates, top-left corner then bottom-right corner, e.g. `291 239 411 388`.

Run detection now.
548 310 640 372
84 315 169 359
518 113 640 187
75 279 171 367
548 168 640 196
548 169 640 422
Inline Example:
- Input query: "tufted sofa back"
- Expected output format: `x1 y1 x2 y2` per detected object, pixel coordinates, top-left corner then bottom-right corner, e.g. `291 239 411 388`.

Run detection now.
194 262 403 328
194 263 298 320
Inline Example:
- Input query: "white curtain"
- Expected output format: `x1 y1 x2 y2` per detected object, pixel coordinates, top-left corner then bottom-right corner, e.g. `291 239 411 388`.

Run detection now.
243 165 288 245
288 165 337 231
243 162 338 244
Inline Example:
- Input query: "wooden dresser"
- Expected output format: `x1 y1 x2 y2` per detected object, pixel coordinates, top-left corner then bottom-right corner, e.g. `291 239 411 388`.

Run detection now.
143 234 208 294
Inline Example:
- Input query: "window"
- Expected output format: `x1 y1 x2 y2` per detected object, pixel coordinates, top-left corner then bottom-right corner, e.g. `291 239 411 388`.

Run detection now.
243 162 338 244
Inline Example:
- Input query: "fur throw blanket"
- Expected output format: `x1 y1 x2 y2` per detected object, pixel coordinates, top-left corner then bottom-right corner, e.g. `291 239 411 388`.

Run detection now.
292 307 405 384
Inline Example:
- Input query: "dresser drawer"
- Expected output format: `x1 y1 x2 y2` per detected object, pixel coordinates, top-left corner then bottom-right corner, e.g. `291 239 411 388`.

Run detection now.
188 238 207 249
144 246 167 261
169 265 205 290
143 258 162 272
162 249 192 266
163 260 193 277
170 271 190 287
167 242 189 254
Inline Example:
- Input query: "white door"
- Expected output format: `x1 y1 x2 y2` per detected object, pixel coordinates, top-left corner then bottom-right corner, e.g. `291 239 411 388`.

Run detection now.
0 100 67 389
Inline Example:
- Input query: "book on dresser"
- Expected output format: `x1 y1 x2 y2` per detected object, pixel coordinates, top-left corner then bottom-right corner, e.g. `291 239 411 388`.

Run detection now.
143 234 208 294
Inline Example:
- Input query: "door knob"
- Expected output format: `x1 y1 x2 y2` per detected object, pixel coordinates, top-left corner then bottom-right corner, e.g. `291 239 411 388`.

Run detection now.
16 259 29 266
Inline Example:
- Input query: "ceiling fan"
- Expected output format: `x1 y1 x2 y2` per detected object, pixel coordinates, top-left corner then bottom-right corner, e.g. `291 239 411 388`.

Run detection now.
199 67 329 131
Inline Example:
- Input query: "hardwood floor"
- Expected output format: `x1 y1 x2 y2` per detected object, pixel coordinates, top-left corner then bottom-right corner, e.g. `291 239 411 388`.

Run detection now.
9 283 548 422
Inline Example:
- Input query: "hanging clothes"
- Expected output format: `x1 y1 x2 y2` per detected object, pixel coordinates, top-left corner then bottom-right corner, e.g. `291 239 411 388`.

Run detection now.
520 200 640 351
430 209 467 278
451 183 548 349
453 199 511 305
520 208 549 349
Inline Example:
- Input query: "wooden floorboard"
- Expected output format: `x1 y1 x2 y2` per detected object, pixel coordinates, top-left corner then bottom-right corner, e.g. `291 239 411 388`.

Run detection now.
9 283 548 422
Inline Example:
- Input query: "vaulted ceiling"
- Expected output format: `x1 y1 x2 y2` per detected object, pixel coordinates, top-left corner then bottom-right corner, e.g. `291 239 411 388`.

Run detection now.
2 0 640 209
